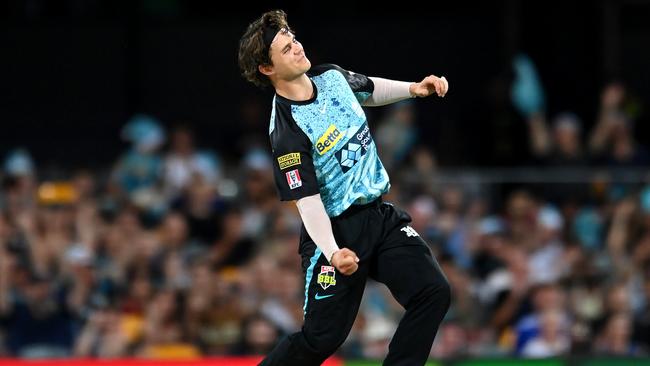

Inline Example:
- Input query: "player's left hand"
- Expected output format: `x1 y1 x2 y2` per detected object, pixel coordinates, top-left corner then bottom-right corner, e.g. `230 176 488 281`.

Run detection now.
410 75 449 98
331 248 359 276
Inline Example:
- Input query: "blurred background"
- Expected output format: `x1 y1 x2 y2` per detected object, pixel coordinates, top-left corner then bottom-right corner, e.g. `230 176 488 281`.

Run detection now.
2 0 650 364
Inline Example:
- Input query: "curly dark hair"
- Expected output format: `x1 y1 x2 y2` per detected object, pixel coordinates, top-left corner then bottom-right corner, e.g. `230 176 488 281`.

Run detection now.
238 10 293 88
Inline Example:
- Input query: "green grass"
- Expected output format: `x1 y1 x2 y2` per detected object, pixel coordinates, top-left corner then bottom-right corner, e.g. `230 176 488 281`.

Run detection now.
345 361 441 366
454 360 564 366
582 361 650 366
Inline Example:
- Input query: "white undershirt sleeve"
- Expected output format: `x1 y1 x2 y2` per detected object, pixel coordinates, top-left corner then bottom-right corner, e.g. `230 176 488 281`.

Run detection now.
295 194 340 263
364 77 415 106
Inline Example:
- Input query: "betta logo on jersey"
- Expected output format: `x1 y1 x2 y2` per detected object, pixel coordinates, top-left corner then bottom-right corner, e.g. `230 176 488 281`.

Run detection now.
317 265 337 289
316 125 343 155
335 122 373 173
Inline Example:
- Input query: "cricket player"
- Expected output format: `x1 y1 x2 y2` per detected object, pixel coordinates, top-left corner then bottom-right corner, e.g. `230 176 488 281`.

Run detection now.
238 10 451 366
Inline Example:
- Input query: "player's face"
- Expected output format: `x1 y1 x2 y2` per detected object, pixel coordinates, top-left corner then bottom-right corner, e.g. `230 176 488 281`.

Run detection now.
268 31 311 80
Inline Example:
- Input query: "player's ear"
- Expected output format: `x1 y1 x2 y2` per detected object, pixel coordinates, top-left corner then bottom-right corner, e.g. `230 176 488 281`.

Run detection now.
258 63 274 77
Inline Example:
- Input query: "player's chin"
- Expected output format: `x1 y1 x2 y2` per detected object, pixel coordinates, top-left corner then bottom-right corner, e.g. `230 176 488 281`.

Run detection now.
301 58 311 70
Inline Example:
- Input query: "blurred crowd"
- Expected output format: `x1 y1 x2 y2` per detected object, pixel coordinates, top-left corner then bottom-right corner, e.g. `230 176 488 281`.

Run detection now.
1 55 650 360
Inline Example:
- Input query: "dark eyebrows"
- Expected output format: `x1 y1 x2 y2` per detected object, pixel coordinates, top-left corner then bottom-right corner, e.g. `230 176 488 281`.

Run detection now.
281 34 295 54
281 41 292 54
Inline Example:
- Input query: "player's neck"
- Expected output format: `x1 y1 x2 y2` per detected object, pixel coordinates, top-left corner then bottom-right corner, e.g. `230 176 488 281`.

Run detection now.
274 74 314 102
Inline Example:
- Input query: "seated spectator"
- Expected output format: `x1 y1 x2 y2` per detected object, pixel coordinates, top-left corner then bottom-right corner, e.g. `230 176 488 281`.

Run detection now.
594 312 645 356
521 309 569 358
163 125 220 199
229 314 280 356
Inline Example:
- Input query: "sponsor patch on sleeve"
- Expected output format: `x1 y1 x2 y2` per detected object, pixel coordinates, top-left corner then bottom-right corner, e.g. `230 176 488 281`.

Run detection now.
285 169 302 189
277 152 301 170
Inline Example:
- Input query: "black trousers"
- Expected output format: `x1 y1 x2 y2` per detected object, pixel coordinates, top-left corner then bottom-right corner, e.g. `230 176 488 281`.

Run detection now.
259 199 451 366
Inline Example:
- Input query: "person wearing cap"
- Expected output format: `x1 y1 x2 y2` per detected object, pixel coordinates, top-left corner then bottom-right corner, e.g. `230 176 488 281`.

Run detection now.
238 10 450 366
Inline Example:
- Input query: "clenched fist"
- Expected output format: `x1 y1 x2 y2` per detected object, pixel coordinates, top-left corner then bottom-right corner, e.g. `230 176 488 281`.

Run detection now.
331 248 359 275
410 75 449 98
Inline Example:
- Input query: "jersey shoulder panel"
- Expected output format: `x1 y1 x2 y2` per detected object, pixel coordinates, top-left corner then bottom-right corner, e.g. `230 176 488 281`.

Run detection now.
307 63 343 77
309 63 374 99
269 98 310 151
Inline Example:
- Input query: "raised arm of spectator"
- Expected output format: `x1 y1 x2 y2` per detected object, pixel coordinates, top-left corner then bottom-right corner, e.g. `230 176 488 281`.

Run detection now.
0 244 11 315
606 198 636 275
15 209 52 276
510 54 548 158
76 201 100 253
527 112 552 157
67 271 93 315
489 246 530 331
589 83 625 154
74 311 103 356
589 116 612 155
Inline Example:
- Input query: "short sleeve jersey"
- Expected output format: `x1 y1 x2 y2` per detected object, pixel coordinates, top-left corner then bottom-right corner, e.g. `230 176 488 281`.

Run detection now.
269 64 390 217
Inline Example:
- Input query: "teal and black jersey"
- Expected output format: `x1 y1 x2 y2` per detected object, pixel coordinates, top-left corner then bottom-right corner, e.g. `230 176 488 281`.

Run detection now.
269 64 390 217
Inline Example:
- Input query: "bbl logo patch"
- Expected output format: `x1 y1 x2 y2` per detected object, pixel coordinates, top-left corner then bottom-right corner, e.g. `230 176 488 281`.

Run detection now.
316 125 343 155
317 265 337 290
277 152 301 170
335 122 373 173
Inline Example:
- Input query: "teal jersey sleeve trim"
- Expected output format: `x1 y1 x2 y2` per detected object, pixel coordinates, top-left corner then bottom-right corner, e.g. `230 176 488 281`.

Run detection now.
355 91 372 104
